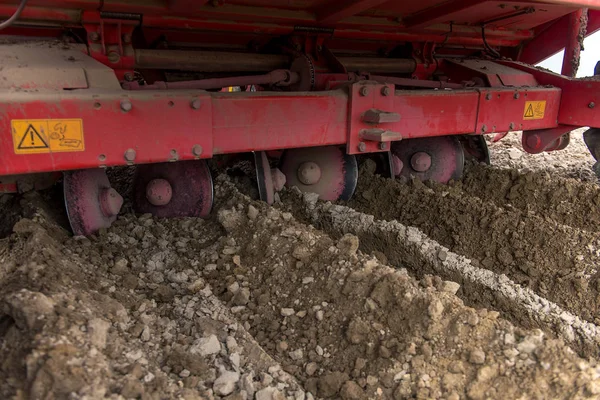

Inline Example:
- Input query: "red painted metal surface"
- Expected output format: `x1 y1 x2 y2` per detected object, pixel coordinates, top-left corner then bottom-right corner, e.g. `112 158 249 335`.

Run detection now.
522 125 575 153
561 8 587 77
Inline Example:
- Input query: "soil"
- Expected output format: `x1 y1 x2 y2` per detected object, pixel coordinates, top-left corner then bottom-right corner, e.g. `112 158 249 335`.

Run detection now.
1 130 600 399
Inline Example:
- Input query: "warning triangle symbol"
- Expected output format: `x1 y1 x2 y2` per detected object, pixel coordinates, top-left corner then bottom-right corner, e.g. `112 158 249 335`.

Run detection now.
524 104 534 118
17 125 49 150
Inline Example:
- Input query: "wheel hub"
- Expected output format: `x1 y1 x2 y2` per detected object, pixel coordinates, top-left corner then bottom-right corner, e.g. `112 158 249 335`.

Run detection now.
99 188 124 217
410 152 432 172
146 178 172 206
297 161 321 185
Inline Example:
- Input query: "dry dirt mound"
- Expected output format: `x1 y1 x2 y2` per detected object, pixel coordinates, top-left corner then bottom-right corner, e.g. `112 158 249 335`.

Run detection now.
1 177 600 399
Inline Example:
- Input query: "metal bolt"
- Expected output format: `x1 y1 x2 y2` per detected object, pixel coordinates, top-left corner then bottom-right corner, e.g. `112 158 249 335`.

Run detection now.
93 102 102 110
481 124 487 133
358 142 367 152
120 99 132 112
107 52 120 64
485 93 492 101
509 122 515 130
124 148 136 162
410 152 432 172
379 142 387 150
146 179 172 206
89 32 100 41
98 154 106 162
513 93 520 99
191 99 201 110
381 86 390 96
297 162 321 185
589 102 596 109
99 188 123 218
122 33 132 44
124 72 134 82
192 144 203 157
359 87 369 97
170 149 179 161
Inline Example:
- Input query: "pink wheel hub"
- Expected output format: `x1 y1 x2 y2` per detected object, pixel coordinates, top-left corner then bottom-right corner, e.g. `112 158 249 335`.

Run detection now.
146 178 172 206
297 161 321 185
99 188 124 217
410 152 432 172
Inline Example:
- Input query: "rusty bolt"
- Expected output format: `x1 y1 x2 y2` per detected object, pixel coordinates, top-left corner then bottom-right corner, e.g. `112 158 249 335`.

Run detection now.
381 86 390 96
358 142 367 152
379 142 387 150
481 124 487 133
192 144 203 157
191 99 201 110
170 149 179 161
359 87 369 97
124 148 136 162
120 99 132 112
122 33 132 44
513 93 520 99
589 102 596 109
509 122 515 130
485 93 492 101
89 32 100 42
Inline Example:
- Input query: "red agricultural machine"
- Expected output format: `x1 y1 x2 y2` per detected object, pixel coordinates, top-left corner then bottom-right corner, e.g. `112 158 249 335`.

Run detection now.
0 0 599 235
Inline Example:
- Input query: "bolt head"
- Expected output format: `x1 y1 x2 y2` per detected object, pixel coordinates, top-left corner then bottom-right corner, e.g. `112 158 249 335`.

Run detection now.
120 99 132 112
124 148 136 162
481 124 487 133
192 144 203 157
509 122 515 130
191 99 201 110
124 72 134 82
589 102 596 109
358 142 367 152
122 33 132 43
89 32 100 41
381 86 390 96
485 93 492 100
359 87 369 97
379 142 387 150
513 93 520 99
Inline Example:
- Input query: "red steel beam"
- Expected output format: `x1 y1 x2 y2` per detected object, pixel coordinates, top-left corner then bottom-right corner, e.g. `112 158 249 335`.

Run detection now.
403 0 483 29
561 8 587 77
316 0 390 24
518 9 600 64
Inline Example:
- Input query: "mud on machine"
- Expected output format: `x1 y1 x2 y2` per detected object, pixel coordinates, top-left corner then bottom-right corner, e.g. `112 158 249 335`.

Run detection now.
0 0 599 235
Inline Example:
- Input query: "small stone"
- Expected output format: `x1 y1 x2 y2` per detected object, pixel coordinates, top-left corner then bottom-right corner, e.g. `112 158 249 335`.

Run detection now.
289 349 304 361
437 249 447 261
214 371 240 396
121 378 144 398
233 255 241 266
256 387 283 400
428 299 444 320
337 234 360 256
247 205 259 220
140 325 151 342
318 372 350 398
281 308 295 317
508 148 522 160
88 318 111 349
315 310 324 321
277 341 289 352
179 369 191 378
190 334 221 356
305 362 318 376
232 288 250 306
228 282 240 293
469 349 486 364
302 277 315 284
441 281 460 294
315 345 324 356
340 380 365 400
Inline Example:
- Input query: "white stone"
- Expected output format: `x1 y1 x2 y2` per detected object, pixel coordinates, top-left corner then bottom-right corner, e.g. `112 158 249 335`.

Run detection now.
189 334 221 356
213 371 240 396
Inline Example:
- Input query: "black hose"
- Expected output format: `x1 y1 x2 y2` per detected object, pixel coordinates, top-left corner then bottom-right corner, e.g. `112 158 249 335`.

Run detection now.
0 0 28 31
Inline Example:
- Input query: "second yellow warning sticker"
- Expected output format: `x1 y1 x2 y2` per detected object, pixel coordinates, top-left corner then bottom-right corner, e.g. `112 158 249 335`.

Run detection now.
11 119 84 154
523 101 546 120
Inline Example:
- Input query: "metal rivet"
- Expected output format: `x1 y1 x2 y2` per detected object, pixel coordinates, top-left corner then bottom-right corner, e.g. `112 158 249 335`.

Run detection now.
170 149 179 161
98 154 106 162
191 99 201 110
124 72 134 82
509 122 515 130
379 142 387 150
93 102 102 110
481 124 487 133
358 142 367 152
121 99 132 112
192 144 203 157
485 93 492 100
124 148 136 162
513 93 520 99
360 87 369 97
168 101 175 107
381 86 390 96
589 102 596 109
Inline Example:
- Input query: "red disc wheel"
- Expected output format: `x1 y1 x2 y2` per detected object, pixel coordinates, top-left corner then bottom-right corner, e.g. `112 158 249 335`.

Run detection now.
391 136 464 183
64 169 124 236
280 146 357 201
133 160 213 218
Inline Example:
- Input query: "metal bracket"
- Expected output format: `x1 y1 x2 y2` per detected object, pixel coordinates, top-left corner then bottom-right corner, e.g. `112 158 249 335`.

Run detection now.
347 81 401 155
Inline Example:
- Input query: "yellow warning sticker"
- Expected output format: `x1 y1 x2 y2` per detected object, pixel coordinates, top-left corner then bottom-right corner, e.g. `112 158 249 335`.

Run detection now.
11 119 84 154
523 101 546 120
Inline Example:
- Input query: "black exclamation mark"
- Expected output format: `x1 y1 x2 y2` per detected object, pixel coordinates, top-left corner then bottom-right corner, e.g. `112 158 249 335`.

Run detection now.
30 129 34 146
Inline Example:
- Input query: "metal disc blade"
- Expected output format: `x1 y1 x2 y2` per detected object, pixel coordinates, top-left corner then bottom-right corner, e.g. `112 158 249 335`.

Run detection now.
133 160 213 218
391 136 465 183
254 151 274 205
280 146 357 201
64 169 117 236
